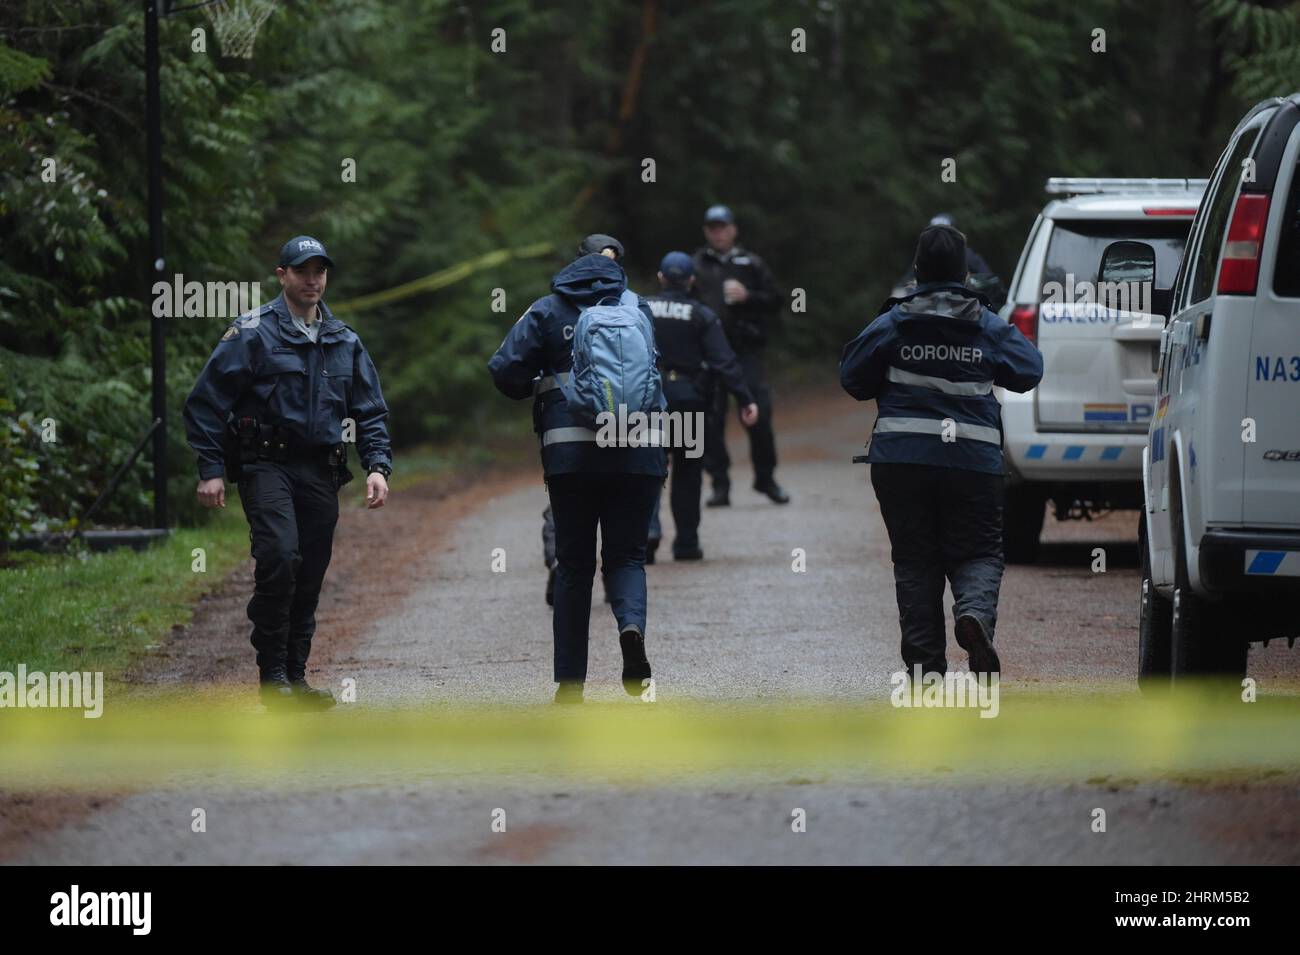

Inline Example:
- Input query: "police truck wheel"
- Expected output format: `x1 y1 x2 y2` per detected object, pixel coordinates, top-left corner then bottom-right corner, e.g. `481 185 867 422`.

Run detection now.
1137 515 1172 694
1002 486 1044 564
1169 506 1247 689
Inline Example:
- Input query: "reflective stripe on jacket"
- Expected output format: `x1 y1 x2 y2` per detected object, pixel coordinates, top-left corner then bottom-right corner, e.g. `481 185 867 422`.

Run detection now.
839 283 1043 475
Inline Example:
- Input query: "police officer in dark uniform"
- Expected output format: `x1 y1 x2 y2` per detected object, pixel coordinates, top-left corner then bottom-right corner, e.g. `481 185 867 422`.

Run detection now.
489 247 664 704
840 225 1041 677
184 236 392 710
646 252 758 561
692 204 789 506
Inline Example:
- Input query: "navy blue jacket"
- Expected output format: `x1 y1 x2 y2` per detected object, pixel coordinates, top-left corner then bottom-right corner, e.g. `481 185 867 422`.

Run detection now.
691 244 781 351
839 283 1042 475
646 287 754 407
487 254 668 478
184 293 392 480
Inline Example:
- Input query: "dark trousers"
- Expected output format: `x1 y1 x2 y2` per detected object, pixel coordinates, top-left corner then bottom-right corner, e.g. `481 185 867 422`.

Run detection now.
869 463 1005 675
546 473 661 682
705 348 776 490
237 459 340 679
647 402 705 555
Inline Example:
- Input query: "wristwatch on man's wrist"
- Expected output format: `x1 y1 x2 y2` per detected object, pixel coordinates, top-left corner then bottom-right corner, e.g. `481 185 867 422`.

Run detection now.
367 463 392 479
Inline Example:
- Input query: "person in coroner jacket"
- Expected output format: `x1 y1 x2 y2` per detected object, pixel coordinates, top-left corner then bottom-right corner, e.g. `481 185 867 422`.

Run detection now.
840 224 1043 679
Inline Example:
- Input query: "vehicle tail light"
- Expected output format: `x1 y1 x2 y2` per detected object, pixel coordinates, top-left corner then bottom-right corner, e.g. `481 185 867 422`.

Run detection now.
1142 207 1198 217
1217 193 1270 295
1010 304 1038 345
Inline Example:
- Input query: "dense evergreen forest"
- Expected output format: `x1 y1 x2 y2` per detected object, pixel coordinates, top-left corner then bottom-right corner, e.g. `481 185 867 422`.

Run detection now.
2 0 1297 535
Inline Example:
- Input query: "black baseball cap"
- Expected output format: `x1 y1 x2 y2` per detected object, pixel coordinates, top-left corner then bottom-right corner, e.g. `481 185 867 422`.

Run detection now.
578 233 625 260
659 251 694 285
703 204 734 225
279 235 335 269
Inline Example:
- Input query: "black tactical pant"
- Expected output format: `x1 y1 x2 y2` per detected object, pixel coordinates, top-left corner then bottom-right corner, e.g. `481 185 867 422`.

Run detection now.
648 401 707 555
705 348 776 490
238 459 340 679
870 463 1005 675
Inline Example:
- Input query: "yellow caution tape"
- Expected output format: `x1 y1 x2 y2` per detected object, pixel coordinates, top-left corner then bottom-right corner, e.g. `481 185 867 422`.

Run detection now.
330 242 556 315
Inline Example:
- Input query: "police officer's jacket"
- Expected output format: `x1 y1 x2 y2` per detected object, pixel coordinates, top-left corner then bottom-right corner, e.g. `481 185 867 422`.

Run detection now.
839 283 1043 475
645 288 755 408
691 244 780 351
183 293 392 480
487 254 668 479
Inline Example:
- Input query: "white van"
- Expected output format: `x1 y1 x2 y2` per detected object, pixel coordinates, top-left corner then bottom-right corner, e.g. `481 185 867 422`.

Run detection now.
1140 94 1300 688
999 179 1205 561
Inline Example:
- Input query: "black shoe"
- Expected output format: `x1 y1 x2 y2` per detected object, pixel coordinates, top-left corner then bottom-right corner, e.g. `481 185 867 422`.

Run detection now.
258 666 296 709
619 626 652 697
554 680 584 705
753 480 790 504
705 488 730 508
955 614 1001 676
545 565 556 607
646 538 660 565
674 547 704 561
289 678 337 710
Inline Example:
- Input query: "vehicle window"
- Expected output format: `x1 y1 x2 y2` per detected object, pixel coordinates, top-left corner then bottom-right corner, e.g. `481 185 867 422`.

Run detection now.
1274 158 1300 298
1188 126 1265 303
1039 221 1189 300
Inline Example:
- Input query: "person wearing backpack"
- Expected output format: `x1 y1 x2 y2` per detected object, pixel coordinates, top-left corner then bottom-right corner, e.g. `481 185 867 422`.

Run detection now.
489 247 667 704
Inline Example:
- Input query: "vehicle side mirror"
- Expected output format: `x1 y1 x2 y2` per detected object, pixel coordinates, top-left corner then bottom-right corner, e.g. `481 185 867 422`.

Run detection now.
1099 240 1156 312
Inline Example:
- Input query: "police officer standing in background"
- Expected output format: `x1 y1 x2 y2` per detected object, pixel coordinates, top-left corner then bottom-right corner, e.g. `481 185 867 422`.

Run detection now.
840 225 1041 678
646 251 758 561
693 204 789 506
185 236 392 710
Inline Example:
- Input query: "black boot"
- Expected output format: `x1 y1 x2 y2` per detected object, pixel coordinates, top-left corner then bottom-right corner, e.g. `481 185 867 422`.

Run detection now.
259 665 296 710
955 614 1001 676
619 626 652 697
646 538 659 565
753 479 790 504
554 680 584 705
545 564 556 607
287 635 336 710
289 677 337 709
705 487 730 508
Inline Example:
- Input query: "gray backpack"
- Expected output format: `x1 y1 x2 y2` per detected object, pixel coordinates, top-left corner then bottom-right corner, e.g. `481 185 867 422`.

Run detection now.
562 290 663 430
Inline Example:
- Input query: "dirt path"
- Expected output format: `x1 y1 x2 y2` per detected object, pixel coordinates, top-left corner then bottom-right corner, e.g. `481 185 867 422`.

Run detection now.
5 385 1300 864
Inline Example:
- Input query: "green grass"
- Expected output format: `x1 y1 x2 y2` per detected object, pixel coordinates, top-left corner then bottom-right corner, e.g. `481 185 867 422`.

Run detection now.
0 502 250 676
0 429 531 682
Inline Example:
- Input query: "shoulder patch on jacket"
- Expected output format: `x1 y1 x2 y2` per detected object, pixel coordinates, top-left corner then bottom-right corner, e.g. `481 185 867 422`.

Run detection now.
220 325 240 342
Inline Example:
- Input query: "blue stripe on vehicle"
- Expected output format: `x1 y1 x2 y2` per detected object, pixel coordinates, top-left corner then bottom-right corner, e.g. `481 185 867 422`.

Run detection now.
1026 445 1047 460
1063 446 1085 460
1246 551 1286 575
1100 446 1123 461
1084 411 1128 422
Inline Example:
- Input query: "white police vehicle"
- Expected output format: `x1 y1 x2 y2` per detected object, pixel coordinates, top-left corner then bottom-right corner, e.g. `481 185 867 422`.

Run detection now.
998 178 1206 561
1139 94 1300 687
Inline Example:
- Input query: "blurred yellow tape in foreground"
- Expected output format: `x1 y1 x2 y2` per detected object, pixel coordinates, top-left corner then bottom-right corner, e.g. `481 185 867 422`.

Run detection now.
2 691 1298 790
